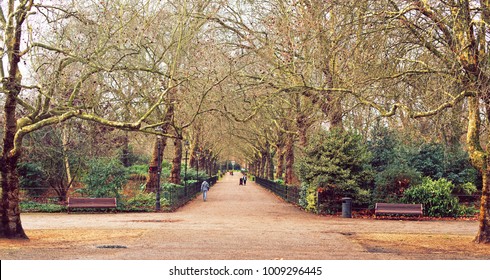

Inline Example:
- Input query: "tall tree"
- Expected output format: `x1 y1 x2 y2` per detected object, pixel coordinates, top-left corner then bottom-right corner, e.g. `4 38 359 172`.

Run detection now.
0 1 177 239
348 0 490 243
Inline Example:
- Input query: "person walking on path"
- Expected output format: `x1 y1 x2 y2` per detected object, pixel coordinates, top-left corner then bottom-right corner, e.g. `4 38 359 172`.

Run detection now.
243 175 247 185
201 180 210 201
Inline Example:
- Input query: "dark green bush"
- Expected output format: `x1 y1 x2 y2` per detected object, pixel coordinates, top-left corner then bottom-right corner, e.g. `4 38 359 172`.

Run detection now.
374 164 422 202
368 124 399 172
402 177 461 217
80 158 128 198
18 162 47 197
127 164 149 176
122 191 169 211
20 201 65 212
297 128 373 212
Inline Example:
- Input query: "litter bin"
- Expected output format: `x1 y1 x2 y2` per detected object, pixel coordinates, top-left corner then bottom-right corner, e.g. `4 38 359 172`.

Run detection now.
342 197 352 218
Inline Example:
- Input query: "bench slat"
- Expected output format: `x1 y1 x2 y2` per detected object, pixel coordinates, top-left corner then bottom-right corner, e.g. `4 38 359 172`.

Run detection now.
375 203 423 216
67 198 117 212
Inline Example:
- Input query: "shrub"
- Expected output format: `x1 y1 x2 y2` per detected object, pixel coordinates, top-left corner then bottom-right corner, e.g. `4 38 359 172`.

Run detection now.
402 177 461 217
368 124 399 172
297 128 372 212
454 182 477 195
20 201 65 212
299 183 317 212
374 164 422 202
162 182 183 190
409 143 445 179
80 158 128 198
122 191 168 211
18 162 47 198
118 145 149 166
274 179 285 185
127 164 149 176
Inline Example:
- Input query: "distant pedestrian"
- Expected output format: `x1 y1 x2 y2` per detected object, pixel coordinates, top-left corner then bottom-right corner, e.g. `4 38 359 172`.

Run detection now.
243 175 247 185
201 180 210 201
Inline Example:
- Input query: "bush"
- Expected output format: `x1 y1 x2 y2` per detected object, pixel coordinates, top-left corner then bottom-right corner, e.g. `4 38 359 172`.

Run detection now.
299 183 318 212
18 162 47 198
402 177 462 217
368 124 399 172
454 182 477 195
162 182 184 190
122 191 168 211
118 145 149 166
80 158 128 198
20 201 65 212
297 128 373 212
127 164 149 176
374 164 422 202
409 143 445 179
274 179 285 185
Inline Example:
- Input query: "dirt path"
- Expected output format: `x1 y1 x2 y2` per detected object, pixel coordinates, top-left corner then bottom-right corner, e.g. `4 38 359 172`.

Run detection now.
1 174 489 259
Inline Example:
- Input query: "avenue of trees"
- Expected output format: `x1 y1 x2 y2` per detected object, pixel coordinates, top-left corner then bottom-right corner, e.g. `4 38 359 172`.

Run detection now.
1 0 490 244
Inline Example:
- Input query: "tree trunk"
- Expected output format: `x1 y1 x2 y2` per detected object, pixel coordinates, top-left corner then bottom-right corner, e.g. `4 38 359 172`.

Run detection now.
473 98 490 243
284 132 297 185
146 136 167 192
474 157 490 243
170 137 182 184
265 141 274 180
0 0 32 239
466 95 490 243
62 124 73 183
146 90 175 192
260 152 266 178
275 145 284 180
120 131 130 167
1 90 28 239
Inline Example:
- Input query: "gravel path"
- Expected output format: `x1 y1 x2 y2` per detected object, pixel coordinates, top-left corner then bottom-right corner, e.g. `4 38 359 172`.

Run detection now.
0 174 488 260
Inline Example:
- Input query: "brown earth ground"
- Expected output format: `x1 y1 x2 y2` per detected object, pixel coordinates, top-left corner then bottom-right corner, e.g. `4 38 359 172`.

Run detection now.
1 174 489 260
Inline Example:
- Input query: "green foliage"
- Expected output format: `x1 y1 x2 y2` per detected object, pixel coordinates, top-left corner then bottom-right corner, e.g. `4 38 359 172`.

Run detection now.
123 191 157 211
18 162 47 197
182 168 207 184
297 129 373 212
274 179 285 185
121 190 170 212
443 147 480 188
118 145 149 167
20 201 65 212
458 205 478 217
374 164 422 202
402 178 462 217
368 124 399 172
80 158 128 198
162 182 183 189
367 126 480 204
127 164 149 176
454 182 477 195
299 183 318 212
409 143 445 179
407 142 479 188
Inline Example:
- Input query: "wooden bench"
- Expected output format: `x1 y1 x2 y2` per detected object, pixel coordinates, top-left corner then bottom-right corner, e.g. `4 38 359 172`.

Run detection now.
67 197 117 213
375 203 423 217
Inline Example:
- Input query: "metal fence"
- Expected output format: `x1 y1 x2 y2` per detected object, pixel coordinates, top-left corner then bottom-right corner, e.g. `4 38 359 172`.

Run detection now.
255 177 481 214
255 177 300 205
18 176 219 212
162 176 218 211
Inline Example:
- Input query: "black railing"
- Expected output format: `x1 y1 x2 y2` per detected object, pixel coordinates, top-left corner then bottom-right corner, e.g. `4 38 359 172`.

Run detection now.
162 176 218 211
19 176 219 212
255 177 300 205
